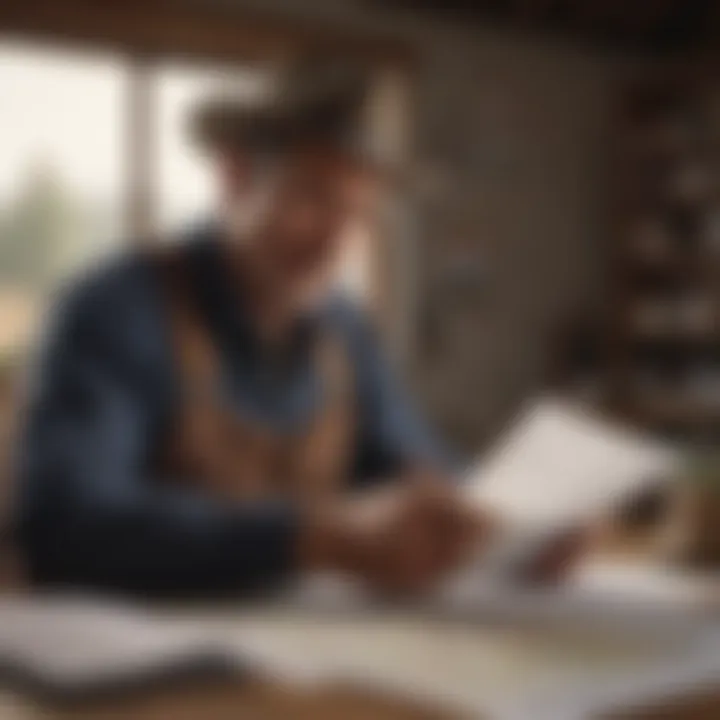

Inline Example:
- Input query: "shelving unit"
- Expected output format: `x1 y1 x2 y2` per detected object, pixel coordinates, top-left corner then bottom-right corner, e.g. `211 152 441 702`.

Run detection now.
609 71 720 439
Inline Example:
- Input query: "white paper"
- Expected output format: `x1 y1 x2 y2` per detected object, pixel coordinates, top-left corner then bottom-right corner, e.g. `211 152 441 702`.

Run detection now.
0 596 232 690
457 397 680 582
191 600 720 720
466 397 679 529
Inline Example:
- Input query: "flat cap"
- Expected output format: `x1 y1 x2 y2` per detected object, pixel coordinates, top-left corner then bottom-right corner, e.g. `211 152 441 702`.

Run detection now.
189 57 374 160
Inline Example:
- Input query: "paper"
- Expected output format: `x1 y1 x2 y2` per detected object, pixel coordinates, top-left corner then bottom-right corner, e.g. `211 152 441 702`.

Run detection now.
466 397 679 529
457 397 680 582
2 578 717 719
0 596 238 698
189 602 720 720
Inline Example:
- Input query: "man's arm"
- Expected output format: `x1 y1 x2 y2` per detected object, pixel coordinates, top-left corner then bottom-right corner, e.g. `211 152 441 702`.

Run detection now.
346 306 461 481
16 264 299 596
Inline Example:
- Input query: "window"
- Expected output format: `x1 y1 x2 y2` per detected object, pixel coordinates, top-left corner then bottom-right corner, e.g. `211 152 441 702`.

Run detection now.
0 39 385 368
153 61 270 233
0 42 126 361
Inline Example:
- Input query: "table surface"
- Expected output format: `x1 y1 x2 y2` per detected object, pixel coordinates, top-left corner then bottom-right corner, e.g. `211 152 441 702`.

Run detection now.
1 654 718 720
1 600 719 720
1 558 719 720
3 679 720 720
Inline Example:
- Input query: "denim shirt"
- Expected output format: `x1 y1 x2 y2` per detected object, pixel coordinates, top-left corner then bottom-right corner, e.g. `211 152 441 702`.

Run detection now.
17 223 455 596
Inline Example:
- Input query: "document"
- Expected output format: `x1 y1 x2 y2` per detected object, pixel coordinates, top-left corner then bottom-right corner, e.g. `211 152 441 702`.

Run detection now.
460 398 680 580
0 596 239 700
466 397 679 528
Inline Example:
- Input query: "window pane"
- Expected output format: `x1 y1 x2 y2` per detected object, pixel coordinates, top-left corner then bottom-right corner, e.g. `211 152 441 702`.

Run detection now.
0 41 126 359
153 62 270 233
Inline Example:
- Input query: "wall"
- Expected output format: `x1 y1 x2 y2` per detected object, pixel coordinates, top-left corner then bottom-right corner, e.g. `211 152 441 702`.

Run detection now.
184 0 637 451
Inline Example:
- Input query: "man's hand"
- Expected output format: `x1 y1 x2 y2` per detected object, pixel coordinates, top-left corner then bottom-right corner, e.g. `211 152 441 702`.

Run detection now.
299 481 497 596
512 528 590 586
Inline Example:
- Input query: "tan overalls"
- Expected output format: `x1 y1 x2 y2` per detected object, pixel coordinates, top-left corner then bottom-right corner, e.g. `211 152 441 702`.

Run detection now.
153 248 355 504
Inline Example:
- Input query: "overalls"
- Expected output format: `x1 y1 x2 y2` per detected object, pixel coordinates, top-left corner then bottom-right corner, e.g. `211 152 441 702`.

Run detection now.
153 249 355 504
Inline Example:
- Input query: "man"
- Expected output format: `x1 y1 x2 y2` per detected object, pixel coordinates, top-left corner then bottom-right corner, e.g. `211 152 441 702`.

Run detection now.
16 64 575 597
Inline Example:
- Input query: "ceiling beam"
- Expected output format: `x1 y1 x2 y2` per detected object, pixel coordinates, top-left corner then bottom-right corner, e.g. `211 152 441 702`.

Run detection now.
0 0 415 68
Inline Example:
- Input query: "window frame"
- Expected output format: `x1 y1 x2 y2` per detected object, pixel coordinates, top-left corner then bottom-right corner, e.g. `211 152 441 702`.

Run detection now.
0 0 417 360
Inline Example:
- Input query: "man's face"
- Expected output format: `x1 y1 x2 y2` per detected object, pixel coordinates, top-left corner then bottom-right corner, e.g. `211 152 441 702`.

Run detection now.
219 146 380 306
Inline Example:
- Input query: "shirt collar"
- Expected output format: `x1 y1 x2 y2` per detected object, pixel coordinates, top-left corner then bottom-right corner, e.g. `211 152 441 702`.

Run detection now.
185 220 329 361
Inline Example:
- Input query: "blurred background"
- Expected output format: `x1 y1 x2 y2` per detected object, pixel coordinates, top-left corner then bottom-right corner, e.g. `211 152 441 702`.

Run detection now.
1 0 720 460
3 3 720 717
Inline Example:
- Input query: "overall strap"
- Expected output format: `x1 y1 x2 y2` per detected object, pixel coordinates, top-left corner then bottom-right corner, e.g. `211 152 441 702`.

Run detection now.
150 243 355 502
279 330 356 500
151 246 220 399
150 244 284 502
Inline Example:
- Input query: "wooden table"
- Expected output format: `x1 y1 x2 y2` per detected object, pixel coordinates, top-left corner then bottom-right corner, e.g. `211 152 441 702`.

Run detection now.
1 654 719 720
1 545 719 720
0 677 454 720
1 597 719 720
3 677 720 720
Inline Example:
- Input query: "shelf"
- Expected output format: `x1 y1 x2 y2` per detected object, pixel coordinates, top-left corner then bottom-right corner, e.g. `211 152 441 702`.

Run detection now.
610 75 720 436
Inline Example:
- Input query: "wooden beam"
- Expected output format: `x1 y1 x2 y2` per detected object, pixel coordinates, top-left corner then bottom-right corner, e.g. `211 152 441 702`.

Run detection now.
513 0 560 26
0 0 415 68
573 0 683 35
126 59 155 240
